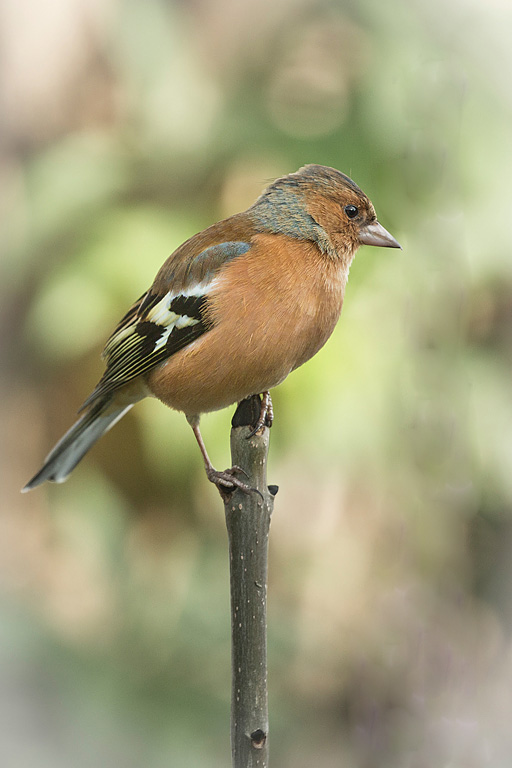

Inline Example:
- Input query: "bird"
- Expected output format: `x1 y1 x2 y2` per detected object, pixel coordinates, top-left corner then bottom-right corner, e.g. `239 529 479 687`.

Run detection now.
23 164 400 494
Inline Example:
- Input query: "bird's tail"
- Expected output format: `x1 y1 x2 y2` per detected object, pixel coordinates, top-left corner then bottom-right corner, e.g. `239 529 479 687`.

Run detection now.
22 397 133 492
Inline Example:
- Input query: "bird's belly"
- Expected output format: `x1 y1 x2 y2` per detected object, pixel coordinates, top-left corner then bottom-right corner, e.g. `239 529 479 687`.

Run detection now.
147 236 346 416
147 331 289 415
147 303 339 416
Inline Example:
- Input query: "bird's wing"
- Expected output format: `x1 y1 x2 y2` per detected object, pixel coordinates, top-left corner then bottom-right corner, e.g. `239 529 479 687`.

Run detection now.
80 240 251 409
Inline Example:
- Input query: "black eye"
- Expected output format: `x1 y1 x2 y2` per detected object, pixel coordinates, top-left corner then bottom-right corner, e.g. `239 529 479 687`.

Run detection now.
344 204 359 219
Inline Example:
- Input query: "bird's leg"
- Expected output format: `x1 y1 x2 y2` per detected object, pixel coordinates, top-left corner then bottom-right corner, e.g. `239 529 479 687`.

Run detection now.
188 417 251 495
246 391 273 438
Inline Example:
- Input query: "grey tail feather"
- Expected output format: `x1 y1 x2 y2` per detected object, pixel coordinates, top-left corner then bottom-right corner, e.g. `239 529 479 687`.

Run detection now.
22 398 133 492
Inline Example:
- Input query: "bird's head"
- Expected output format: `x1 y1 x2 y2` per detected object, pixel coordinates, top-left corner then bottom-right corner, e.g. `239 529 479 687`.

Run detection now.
252 164 401 259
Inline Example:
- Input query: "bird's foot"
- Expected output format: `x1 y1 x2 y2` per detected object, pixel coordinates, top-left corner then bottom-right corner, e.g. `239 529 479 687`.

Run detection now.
206 465 252 497
247 391 274 438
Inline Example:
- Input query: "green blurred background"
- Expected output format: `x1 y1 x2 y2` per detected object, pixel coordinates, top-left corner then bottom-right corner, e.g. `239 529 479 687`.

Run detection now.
2 0 512 765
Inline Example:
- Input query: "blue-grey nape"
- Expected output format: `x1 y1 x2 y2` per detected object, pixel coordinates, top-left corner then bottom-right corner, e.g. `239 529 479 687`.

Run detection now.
251 187 332 253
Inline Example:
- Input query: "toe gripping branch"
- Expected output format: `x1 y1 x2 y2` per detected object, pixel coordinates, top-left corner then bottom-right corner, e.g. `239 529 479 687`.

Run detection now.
229 394 278 500
233 392 273 436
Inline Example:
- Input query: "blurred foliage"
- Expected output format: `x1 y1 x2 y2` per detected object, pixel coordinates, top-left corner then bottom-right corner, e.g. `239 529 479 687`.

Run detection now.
2 0 512 765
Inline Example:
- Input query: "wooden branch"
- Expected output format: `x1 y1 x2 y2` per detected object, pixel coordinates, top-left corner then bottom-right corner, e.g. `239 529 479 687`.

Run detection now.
223 396 277 767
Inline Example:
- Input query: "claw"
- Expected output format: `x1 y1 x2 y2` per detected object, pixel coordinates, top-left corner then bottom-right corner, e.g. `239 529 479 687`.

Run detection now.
206 466 263 500
247 392 274 438
230 465 249 479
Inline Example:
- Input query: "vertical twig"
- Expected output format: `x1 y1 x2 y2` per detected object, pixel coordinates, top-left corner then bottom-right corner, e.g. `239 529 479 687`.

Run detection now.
223 396 277 767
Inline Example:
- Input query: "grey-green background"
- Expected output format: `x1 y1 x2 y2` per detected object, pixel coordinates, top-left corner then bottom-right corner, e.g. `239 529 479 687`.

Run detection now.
2 0 512 765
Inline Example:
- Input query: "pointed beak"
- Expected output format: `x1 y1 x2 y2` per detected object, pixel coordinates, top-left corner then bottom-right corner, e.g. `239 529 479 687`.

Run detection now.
358 221 401 249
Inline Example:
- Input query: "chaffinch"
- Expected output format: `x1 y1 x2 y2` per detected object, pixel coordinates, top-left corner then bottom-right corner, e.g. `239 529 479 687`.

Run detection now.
23 164 400 493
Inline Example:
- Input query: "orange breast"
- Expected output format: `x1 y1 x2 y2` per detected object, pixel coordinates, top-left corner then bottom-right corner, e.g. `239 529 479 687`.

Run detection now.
147 234 348 416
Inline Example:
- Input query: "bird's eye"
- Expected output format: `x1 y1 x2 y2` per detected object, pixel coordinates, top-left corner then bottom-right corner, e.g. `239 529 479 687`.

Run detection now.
344 204 359 219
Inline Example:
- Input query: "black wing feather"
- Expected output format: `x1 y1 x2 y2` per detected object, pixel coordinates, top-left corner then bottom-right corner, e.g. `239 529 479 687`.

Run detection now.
80 239 252 412
80 292 210 410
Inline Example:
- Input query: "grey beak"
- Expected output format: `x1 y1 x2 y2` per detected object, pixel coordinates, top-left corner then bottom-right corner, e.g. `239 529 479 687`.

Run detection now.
358 221 401 249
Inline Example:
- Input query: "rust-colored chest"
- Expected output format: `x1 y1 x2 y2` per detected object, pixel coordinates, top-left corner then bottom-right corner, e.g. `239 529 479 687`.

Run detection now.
148 235 350 415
